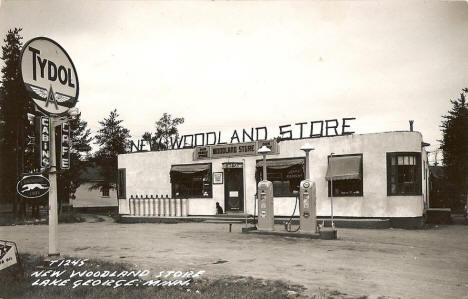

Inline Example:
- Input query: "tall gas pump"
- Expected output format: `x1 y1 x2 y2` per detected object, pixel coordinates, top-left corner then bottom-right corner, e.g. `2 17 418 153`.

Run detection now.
299 143 317 233
257 146 274 231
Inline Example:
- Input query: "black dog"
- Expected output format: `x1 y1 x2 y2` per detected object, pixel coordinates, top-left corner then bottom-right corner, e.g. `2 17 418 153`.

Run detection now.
216 202 224 215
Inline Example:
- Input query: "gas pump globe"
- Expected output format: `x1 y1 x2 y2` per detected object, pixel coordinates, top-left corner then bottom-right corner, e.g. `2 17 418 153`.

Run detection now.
299 143 317 233
257 146 274 231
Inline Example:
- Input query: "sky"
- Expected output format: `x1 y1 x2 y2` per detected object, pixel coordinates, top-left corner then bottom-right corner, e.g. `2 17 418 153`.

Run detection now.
1 0 468 164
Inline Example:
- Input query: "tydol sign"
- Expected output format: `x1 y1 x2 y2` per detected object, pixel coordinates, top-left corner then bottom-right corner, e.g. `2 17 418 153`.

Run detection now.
20 37 79 115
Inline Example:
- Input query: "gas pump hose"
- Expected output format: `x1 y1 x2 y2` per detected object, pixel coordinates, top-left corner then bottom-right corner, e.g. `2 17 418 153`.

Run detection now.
285 194 300 232
253 193 257 228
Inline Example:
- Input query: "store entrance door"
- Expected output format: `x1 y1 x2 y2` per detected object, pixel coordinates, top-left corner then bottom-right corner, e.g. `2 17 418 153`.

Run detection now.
224 166 244 213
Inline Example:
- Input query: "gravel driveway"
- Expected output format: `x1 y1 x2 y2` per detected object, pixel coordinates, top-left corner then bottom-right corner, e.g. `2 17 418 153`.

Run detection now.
1 216 468 298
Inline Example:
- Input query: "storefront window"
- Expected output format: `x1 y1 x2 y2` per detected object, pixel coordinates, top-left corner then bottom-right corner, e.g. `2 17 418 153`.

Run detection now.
328 179 362 196
326 154 363 197
256 158 304 197
170 164 212 198
387 152 421 195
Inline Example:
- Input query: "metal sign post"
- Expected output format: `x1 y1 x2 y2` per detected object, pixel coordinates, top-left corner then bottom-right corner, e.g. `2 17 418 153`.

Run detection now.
48 117 58 256
20 37 79 257
330 153 335 229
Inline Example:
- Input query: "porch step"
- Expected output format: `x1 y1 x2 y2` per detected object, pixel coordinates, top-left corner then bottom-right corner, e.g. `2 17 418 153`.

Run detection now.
204 219 246 224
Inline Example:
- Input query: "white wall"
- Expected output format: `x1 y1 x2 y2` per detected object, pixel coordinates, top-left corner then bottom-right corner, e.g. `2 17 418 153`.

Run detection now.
73 182 118 208
119 131 426 218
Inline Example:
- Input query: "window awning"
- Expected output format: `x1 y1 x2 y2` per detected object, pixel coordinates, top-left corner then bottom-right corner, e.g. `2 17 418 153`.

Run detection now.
170 164 210 174
325 155 362 181
256 158 304 170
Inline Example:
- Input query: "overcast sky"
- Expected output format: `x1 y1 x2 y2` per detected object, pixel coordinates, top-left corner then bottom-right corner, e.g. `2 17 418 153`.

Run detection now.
1 0 468 163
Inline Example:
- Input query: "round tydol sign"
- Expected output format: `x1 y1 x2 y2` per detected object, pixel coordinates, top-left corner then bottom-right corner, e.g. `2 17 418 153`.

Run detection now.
20 37 79 115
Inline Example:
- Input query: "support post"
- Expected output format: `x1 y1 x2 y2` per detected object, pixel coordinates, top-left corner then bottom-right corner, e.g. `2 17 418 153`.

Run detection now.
330 153 335 229
48 117 59 257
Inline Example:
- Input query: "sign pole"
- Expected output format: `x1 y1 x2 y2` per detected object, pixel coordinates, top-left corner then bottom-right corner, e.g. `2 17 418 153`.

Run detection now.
20 36 79 257
48 117 59 256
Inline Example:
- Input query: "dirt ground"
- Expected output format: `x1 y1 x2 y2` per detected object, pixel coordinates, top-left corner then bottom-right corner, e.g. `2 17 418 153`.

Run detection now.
1 216 468 298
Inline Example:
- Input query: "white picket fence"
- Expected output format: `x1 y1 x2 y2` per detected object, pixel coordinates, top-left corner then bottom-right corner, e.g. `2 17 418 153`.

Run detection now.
128 196 188 217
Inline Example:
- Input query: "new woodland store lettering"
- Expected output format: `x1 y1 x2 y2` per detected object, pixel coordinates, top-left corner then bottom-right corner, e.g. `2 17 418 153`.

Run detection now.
130 117 355 152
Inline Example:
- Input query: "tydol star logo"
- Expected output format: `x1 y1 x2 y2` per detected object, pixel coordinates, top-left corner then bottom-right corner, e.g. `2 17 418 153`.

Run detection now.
45 85 59 110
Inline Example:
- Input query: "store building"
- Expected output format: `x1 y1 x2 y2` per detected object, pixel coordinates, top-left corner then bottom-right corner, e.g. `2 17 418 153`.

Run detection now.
117 131 430 223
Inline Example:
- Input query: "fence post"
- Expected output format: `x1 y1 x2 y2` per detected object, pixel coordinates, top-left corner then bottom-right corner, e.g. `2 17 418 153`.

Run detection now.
182 198 188 217
129 195 134 215
176 198 181 217
155 195 160 216
170 197 175 217
165 195 170 217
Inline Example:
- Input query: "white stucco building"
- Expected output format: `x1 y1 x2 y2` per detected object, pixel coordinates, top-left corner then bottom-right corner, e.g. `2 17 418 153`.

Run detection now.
117 131 430 224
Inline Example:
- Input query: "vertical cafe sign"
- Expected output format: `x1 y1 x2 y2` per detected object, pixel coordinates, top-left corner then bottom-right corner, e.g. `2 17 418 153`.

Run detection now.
60 122 70 169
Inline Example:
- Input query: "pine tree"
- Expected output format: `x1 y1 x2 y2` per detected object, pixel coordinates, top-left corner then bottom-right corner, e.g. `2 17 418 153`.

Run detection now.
0 28 34 214
440 88 468 210
93 109 130 191
142 113 184 150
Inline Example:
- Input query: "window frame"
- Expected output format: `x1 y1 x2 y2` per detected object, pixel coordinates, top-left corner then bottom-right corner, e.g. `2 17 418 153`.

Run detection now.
170 163 213 199
255 157 305 198
327 153 363 197
386 152 422 196
117 168 126 199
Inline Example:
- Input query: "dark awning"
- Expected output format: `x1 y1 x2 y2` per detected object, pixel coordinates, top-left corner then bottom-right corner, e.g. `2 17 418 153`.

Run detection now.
170 164 210 174
325 155 362 181
256 158 304 170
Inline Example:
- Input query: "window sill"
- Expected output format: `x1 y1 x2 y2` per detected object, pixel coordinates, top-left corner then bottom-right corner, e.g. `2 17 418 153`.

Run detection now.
175 197 213 199
328 195 363 197
388 193 422 196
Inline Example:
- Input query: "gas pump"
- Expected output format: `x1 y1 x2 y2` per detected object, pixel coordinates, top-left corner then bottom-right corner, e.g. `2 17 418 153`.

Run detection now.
257 180 274 231
299 180 317 233
257 146 274 231
299 143 317 233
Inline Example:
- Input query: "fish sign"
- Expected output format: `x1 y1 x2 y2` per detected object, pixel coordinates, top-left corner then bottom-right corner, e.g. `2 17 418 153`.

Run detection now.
16 174 50 199
20 37 79 116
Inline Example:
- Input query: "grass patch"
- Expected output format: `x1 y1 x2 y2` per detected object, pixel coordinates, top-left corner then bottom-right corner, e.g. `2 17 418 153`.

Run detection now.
0 212 84 226
0 254 306 299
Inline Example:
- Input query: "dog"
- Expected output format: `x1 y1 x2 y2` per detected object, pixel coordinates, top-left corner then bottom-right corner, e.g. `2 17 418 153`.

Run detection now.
216 202 224 215
21 183 48 192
